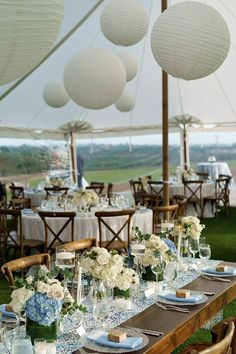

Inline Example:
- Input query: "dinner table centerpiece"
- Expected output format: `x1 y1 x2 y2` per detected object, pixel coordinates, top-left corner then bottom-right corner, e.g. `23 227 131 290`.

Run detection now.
50 177 65 187
72 189 99 212
132 226 177 282
9 265 86 341
173 216 205 258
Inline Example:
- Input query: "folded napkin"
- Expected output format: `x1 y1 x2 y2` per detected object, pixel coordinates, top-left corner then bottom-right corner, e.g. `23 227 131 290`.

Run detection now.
204 267 236 276
88 331 143 349
23 209 35 215
160 293 202 303
0 304 16 318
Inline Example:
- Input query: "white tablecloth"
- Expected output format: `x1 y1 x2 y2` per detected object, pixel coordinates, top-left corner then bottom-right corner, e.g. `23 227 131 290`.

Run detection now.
24 190 46 207
23 208 153 244
147 181 215 218
197 162 233 181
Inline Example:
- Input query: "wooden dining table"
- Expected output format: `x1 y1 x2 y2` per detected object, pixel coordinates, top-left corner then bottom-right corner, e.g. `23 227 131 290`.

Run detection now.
74 261 236 354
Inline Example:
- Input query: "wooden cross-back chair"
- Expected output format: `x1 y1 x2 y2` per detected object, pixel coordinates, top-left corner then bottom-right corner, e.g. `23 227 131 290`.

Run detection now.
147 181 164 198
11 197 32 210
44 187 69 200
196 172 210 181
171 195 188 217
86 184 104 196
139 193 161 209
60 238 97 253
0 208 44 259
181 320 235 354
183 180 204 217
129 179 146 205
1 253 50 288
152 204 179 235
38 211 76 252
95 209 135 253
204 176 231 217
0 182 7 208
107 183 114 201
9 184 24 199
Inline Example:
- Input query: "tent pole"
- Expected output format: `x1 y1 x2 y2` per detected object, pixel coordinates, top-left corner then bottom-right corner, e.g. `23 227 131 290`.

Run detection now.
183 126 188 170
162 0 169 214
69 132 78 185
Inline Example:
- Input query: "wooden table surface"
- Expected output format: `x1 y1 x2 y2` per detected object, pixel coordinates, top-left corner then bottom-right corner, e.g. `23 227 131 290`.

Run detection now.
75 261 236 354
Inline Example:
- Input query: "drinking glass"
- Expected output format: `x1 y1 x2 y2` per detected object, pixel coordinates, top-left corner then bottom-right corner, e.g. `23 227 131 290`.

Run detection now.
151 253 165 284
34 338 46 354
1 318 20 352
55 246 75 290
164 261 178 290
189 239 199 258
93 282 111 329
130 240 145 282
199 243 211 266
12 335 33 354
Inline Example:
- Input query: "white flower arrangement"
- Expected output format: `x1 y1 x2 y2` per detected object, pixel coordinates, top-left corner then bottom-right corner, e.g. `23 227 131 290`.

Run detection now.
9 265 85 326
173 216 205 240
80 247 139 290
208 155 216 163
73 190 99 207
50 177 64 187
182 168 195 180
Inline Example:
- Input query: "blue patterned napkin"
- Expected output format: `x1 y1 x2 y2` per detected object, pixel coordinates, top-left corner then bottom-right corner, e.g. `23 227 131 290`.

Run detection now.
160 293 202 303
204 267 236 276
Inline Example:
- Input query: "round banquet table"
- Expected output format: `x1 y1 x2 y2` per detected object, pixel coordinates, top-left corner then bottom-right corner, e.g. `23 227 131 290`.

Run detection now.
24 189 46 207
22 208 153 244
147 181 215 218
197 162 233 181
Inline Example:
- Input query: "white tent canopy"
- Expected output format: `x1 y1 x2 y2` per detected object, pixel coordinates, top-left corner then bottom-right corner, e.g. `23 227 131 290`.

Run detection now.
1 0 236 140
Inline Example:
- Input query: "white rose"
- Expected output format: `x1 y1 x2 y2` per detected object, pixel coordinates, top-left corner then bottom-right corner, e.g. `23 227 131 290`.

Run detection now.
97 253 110 265
10 287 34 313
25 275 34 285
47 283 64 301
35 280 51 294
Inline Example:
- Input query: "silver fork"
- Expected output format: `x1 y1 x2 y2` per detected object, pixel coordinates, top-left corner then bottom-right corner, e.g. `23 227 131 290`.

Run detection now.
201 275 231 283
156 302 189 313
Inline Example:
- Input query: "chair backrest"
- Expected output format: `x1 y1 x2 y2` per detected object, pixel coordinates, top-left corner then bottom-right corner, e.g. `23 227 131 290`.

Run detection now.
86 184 104 196
44 187 69 200
9 184 24 198
1 253 50 287
129 179 146 205
196 172 210 180
95 209 135 252
0 182 7 206
199 321 234 354
38 211 76 251
140 193 161 209
11 197 32 210
216 177 231 201
147 181 163 197
172 195 188 217
90 181 105 186
152 204 179 234
183 180 204 213
60 238 97 253
107 183 114 200
0 208 23 256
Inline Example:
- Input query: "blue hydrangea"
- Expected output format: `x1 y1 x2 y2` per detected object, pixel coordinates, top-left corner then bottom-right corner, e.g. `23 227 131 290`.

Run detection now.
25 293 62 326
164 238 177 253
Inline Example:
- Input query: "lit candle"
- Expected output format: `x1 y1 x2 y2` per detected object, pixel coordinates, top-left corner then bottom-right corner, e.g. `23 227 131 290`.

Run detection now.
34 339 46 354
177 229 182 262
46 339 57 354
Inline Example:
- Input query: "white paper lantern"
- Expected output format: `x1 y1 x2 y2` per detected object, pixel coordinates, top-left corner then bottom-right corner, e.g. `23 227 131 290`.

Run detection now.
43 82 69 108
151 1 230 80
64 48 126 110
0 0 64 85
116 52 138 82
115 92 135 112
100 0 149 46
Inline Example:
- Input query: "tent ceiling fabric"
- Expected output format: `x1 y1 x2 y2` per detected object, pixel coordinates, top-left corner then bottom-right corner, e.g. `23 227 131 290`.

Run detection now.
1 0 236 140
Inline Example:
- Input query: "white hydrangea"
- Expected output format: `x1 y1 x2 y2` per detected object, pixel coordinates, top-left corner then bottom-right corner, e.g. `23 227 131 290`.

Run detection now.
10 287 34 313
35 280 51 294
115 268 139 291
47 283 64 301
174 216 205 240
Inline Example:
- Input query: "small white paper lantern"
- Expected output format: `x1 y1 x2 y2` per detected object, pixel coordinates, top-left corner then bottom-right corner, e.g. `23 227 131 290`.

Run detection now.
151 1 230 80
100 0 149 47
43 82 69 108
64 48 126 109
0 0 64 85
116 52 138 82
115 92 135 112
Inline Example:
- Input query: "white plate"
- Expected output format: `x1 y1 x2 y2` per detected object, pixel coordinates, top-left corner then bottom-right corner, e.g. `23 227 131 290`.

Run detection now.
156 291 208 306
0 304 16 318
201 267 236 277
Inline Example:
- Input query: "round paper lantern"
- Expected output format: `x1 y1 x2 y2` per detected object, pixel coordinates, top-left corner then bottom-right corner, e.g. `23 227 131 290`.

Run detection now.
100 0 149 46
116 52 138 82
115 92 135 112
0 0 64 85
64 48 126 110
151 1 230 80
43 81 69 108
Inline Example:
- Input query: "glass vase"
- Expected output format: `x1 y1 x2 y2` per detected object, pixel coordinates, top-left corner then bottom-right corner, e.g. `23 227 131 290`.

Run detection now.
113 287 131 298
142 266 164 282
180 238 189 258
26 318 57 342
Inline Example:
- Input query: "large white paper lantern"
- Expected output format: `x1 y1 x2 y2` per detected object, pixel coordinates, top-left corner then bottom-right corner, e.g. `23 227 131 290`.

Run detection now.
100 0 149 46
116 52 138 82
43 81 69 108
0 0 64 85
151 1 230 80
64 48 126 110
115 92 135 112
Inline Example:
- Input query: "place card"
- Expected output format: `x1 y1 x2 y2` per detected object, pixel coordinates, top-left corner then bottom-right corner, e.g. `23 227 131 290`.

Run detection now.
76 324 86 337
144 287 155 299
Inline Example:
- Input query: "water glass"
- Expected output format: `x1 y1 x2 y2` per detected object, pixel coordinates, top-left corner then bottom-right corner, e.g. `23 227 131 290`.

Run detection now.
46 339 56 354
199 243 211 266
1 319 20 352
189 239 199 258
93 282 111 329
12 335 33 354
34 338 46 354
164 261 178 290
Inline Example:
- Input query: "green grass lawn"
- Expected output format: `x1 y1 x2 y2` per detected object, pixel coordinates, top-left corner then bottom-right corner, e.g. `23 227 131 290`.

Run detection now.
0 207 235 353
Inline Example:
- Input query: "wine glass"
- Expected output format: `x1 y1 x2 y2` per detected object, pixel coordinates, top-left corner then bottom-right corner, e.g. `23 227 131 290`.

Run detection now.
199 243 211 267
151 253 165 284
189 239 199 258
55 246 75 291
1 318 20 352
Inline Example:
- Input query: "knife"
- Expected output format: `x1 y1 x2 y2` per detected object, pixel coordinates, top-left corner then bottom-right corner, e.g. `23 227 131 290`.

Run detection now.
122 326 163 337
201 275 231 283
